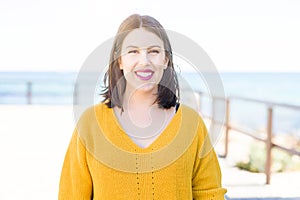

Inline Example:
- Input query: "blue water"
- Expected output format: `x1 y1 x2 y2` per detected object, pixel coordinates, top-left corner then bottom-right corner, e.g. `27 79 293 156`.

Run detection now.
0 71 299 135
181 72 300 106
1 72 299 105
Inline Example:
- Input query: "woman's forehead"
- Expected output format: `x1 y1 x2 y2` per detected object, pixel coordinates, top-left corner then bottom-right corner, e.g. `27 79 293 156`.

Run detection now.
122 28 164 49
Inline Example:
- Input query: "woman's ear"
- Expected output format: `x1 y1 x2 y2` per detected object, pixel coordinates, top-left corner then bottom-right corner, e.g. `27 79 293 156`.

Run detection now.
114 52 123 70
163 57 169 69
118 57 123 70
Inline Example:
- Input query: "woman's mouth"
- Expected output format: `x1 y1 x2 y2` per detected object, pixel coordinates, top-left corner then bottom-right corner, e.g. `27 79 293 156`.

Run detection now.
135 70 154 81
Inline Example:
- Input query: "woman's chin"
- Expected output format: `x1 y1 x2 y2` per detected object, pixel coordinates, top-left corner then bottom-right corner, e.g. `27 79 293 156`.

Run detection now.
129 82 158 93
139 84 157 93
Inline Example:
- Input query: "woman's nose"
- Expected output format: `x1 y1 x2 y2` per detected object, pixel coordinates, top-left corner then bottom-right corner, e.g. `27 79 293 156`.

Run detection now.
138 50 149 66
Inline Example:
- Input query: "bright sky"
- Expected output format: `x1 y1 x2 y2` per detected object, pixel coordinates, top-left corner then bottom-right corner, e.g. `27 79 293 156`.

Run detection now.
1 0 300 72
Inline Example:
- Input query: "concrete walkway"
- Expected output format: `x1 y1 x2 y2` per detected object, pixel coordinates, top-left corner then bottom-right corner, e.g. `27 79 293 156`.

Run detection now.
219 157 300 200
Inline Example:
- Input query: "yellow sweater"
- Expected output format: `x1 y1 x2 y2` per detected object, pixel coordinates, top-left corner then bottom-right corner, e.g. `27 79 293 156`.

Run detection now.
59 103 226 199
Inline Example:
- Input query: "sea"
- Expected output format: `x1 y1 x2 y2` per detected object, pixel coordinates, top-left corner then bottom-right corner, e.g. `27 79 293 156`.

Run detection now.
0 71 299 135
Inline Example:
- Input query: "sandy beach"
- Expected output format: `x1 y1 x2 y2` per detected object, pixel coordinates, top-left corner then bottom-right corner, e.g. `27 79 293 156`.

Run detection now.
0 105 300 199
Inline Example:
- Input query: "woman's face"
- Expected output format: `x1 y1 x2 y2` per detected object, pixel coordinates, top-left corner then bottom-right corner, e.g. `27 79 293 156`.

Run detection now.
119 28 169 93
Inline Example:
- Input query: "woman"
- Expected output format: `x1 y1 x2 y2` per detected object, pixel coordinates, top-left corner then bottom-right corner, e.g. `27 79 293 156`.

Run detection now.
59 14 226 199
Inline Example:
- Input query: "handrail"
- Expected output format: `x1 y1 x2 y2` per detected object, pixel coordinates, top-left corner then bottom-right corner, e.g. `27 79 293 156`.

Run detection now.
196 91 300 110
195 90 300 184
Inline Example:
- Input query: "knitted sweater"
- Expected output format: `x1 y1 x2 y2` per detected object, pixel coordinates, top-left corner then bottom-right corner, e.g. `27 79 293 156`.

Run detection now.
59 103 227 199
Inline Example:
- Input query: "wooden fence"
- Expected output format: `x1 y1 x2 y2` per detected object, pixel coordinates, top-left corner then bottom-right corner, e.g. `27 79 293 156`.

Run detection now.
195 91 300 184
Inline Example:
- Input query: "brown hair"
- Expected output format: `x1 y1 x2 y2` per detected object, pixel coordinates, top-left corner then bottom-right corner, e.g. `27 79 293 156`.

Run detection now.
101 14 179 109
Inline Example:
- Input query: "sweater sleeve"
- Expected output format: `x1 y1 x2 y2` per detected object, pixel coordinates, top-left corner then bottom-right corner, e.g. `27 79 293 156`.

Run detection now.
58 130 93 199
192 118 227 200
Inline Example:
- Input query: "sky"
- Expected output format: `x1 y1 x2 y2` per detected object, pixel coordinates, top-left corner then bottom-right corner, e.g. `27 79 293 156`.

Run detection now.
0 0 300 72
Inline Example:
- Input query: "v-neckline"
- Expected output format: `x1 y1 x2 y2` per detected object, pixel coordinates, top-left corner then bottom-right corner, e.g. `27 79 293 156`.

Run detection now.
107 105 182 153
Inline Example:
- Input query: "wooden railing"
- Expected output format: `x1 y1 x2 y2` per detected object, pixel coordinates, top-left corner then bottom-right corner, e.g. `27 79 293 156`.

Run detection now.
195 91 300 184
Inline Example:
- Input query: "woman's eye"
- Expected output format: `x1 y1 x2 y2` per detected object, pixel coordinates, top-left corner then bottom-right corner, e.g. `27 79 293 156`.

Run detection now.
128 50 138 54
149 50 160 54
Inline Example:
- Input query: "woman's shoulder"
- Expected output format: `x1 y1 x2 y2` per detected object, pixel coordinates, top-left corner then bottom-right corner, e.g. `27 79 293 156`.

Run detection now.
80 103 108 117
74 103 111 142
180 104 202 120
179 103 208 137
74 103 109 127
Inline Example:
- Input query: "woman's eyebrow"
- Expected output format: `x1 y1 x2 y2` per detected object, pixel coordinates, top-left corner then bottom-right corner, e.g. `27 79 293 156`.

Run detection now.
125 45 162 49
147 45 162 49
125 45 139 49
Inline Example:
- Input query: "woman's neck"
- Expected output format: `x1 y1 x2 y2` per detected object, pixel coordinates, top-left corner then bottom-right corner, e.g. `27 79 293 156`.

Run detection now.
123 85 158 111
114 85 176 138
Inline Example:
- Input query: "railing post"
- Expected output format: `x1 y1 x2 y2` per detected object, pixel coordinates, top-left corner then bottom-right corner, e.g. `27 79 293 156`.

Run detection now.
210 97 216 146
73 82 78 105
27 81 32 105
266 107 273 184
211 97 215 124
224 98 230 158
196 91 201 113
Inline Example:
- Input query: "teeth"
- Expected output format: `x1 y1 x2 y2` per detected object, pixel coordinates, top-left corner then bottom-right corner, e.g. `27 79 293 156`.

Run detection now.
136 72 152 77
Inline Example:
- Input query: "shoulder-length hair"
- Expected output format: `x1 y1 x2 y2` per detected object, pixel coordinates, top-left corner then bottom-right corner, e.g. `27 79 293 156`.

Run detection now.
101 14 180 109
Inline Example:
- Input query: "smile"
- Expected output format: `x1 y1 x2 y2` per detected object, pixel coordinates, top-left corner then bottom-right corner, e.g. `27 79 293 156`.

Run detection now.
135 70 154 81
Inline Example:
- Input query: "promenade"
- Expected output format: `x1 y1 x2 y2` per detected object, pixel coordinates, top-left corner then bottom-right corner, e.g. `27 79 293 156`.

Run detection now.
0 105 299 199
220 157 300 200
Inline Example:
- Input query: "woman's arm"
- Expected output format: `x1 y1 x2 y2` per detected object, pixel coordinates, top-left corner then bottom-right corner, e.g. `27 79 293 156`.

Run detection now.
59 130 93 199
192 118 227 200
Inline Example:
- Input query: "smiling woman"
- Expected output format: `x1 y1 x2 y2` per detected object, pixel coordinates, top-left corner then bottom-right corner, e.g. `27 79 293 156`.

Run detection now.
59 14 227 199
